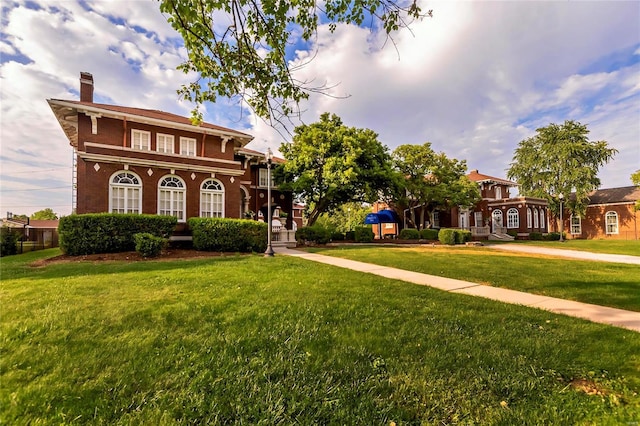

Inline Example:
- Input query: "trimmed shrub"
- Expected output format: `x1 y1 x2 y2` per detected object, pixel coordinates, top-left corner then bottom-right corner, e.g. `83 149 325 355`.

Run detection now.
420 228 439 241
438 228 456 245
354 226 374 243
543 232 565 241
507 230 518 238
296 225 331 245
134 233 166 258
529 232 543 240
399 228 420 240
331 231 345 241
0 226 20 257
58 213 177 256
189 218 267 252
455 229 472 244
345 231 355 241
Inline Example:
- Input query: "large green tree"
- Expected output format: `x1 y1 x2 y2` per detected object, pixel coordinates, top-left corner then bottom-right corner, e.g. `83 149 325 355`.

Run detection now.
632 170 640 211
158 0 431 126
392 143 480 230
30 208 58 220
276 113 395 226
507 120 617 217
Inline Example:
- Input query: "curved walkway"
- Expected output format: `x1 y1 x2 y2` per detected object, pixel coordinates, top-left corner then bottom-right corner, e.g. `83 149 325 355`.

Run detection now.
274 247 640 333
487 243 640 265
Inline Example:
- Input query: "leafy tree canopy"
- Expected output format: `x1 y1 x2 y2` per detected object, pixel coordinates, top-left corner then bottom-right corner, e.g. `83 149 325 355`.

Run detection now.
315 202 372 233
276 112 395 226
507 120 617 217
158 0 431 127
30 208 59 220
392 142 480 229
632 170 640 211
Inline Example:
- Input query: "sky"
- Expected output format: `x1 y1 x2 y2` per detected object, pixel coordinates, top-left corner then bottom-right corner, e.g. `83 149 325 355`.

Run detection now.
1 0 639 217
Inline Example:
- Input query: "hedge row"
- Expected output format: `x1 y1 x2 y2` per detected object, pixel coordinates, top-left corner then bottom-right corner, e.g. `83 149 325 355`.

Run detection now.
188 218 267 253
296 225 375 244
58 214 177 255
438 228 472 245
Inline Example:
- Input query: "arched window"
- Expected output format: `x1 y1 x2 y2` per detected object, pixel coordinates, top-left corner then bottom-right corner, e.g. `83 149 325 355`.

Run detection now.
109 171 141 214
492 209 503 233
533 208 539 228
158 175 186 221
200 179 224 218
605 211 619 234
507 208 519 229
539 209 545 230
570 215 581 235
526 208 532 229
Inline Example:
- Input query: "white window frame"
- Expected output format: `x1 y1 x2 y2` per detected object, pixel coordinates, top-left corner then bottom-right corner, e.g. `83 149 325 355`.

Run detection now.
431 211 440 228
605 211 619 235
526 208 532 229
259 168 275 188
200 179 225 218
506 208 519 229
180 137 197 157
539 209 545 230
495 186 502 199
158 175 186 222
131 129 151 151
156 133 175 154
570 215 582 235
474 211 483 227
109 171 142 214
533 208 539 228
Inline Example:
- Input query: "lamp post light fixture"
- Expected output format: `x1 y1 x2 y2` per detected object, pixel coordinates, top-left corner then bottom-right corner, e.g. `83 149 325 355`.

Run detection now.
264 148 275 257
558 192 564 243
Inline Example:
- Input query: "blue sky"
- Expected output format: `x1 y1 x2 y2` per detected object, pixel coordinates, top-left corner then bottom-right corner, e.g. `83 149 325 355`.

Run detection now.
1 0 639 217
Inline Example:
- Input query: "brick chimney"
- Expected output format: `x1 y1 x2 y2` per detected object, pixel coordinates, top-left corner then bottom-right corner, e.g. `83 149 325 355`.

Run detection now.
80 72 94 102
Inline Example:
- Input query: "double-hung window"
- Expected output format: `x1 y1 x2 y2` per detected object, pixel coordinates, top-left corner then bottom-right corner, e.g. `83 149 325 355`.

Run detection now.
605 211 619 234
131 129 151 151
533 208 539 228
180 137 197 157
526 208 532 228
158 175 186 221
157 134 174 154
110 171 142 214
259 168 274 188
507 208 519 229
570 215 581 235
200 179 224 218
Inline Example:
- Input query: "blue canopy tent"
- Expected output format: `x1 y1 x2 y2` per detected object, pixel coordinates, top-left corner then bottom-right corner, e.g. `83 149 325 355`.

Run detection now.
364 209 400 239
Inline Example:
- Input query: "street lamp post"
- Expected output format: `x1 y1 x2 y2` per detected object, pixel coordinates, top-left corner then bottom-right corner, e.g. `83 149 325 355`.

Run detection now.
558 192 564 243
264 148 275 257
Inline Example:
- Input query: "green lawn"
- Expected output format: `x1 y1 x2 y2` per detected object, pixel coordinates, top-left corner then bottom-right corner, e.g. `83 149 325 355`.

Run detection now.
309 245 640 312
1 249 639 424
498 239 640 256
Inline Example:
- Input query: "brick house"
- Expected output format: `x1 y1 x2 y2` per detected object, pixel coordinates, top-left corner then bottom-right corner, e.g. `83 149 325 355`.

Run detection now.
561 186 639 240
48 72 297 241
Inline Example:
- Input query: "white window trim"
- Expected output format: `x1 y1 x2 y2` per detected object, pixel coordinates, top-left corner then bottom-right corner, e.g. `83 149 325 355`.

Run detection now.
570 215 582 235
533 208 539 228
539 209 545 230
258 168 275 188
526 208 532 228
131 129 151 151
506 208 519 229
157 133 175 154
495 186 502 200
158 175 186 222
200 179 225 218
108 171 142 214
605 211 619 235
180 136 197 157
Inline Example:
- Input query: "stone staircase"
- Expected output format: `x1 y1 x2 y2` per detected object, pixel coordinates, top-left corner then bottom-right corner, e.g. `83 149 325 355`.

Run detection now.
488 232 515 241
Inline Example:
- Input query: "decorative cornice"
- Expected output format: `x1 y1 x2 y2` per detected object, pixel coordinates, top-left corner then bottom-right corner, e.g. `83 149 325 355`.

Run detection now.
84 142 241 166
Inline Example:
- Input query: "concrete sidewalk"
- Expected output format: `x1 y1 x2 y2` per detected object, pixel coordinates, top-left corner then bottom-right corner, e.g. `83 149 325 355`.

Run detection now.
275 247 640 333
487 243 640 264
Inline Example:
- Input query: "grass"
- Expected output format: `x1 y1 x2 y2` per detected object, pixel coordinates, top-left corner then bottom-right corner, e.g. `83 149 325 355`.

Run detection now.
308 245 640 312
501 239 640 256
1 249 640 424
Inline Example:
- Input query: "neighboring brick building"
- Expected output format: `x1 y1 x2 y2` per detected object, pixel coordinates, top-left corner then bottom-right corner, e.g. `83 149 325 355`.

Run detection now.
562 186 640 240
48 72 295 236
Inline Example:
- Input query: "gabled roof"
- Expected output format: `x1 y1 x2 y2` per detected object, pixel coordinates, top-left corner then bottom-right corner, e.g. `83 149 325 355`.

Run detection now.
586 186 640 204
467 169 517 187
48 99 253 148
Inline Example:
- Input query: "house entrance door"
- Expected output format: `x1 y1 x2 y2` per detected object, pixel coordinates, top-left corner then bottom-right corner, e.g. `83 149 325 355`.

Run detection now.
459 211 469 229
492 210 503 233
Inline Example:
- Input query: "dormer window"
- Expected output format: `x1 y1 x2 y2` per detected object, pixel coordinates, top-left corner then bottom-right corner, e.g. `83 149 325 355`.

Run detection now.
495 186 502 199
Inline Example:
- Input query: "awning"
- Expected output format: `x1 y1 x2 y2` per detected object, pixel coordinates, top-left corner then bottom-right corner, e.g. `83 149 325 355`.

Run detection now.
364 209 399 225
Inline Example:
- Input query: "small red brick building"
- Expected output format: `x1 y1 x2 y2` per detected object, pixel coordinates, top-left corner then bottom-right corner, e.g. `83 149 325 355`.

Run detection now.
48 73 301 239
561 186 639 240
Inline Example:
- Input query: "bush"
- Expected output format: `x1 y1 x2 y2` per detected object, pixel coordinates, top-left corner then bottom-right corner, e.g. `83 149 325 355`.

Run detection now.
455 229 472 244
420 228 439 241
331 231 345 241
189 218 267 252
58 214 177 256
438 228 456 245
134 233 166 258
529 232 543 240
345 231 355 241
296 225 331 245
0 227 20 257
354 226 374 243
399 228 420 240
543 232 565 241
507 230 518 238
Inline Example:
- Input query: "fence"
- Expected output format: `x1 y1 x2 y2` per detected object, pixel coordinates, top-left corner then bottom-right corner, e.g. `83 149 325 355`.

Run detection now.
12 228 59 254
